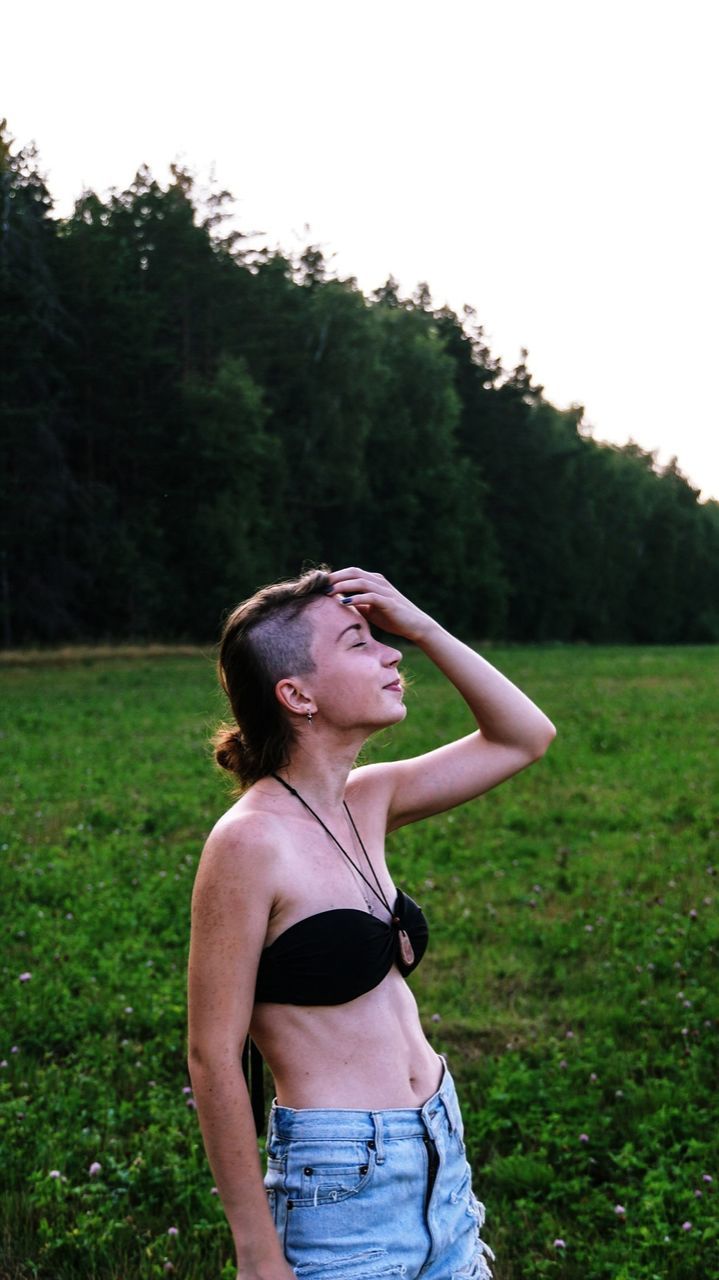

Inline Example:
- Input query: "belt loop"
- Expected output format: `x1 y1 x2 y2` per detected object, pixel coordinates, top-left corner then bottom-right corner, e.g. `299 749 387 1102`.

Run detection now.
439 1092 455 1134
438 1067 457 1135
371 1111 385 1163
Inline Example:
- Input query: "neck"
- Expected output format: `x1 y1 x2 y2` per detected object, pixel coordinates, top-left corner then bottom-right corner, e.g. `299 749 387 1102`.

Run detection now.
270 726 366 814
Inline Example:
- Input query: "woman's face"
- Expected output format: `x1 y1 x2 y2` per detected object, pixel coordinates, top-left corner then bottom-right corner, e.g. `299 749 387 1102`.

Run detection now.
300 596 406 733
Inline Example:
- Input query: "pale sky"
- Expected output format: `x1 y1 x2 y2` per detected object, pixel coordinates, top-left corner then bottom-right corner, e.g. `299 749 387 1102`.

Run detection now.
6 0 718 499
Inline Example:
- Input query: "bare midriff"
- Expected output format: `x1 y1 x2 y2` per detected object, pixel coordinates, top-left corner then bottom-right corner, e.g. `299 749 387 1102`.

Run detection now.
250 966 443 1111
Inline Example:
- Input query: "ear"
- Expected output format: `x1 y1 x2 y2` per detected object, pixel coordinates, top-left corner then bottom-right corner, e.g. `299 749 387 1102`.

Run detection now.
275 677 316 720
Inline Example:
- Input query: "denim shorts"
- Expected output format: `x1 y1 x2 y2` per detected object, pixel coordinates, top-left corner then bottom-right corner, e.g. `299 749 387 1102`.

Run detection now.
263 1058 495 1280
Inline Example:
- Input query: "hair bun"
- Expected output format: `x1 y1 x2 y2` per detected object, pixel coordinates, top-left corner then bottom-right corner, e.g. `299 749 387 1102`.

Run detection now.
213 725 247 777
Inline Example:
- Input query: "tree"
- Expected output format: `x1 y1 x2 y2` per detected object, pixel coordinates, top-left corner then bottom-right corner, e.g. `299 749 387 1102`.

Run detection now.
0 120 80 644
3 123 716 645
169 355 285 634
362 303 506 634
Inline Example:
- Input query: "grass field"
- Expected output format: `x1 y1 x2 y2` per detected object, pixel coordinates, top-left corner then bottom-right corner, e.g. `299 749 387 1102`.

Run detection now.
1 644 717 1280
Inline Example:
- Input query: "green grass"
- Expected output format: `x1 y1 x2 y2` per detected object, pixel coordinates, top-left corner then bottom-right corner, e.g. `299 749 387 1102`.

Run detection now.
1 644 717 1279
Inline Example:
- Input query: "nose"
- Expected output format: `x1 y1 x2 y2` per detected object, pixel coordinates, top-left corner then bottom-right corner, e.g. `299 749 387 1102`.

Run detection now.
381 643 402 668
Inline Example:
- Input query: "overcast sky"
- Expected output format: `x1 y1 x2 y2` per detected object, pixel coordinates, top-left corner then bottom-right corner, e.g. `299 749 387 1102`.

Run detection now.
6 0 718 498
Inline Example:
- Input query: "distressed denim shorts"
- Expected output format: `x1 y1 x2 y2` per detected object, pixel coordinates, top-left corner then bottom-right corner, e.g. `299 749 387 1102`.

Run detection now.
264 1058 495 1280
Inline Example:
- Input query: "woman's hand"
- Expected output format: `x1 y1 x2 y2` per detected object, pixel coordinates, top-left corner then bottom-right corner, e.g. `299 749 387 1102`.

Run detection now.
325 567 434 643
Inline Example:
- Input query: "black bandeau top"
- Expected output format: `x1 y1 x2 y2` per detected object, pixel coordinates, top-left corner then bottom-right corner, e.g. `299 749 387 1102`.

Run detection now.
255 886 428 1004
242 889 429 1135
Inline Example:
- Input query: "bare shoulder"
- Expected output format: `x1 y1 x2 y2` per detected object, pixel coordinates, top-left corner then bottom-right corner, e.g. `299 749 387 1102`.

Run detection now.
193 806 288 908
188 807 291 1058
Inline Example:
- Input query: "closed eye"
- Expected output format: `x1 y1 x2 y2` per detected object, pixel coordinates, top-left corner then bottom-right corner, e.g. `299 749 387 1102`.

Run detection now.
351 641 367 648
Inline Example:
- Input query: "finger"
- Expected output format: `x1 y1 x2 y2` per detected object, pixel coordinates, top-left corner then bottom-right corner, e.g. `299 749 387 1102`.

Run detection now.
326 568 385 589
338 591 385 608
327 576 393 598
326 566 365 582
337 587 391 606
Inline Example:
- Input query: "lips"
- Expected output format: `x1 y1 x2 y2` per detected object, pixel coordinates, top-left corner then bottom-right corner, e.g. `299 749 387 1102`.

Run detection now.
384 680 403 691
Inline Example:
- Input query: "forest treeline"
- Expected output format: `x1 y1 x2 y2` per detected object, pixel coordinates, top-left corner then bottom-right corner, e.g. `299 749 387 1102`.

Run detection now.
2 121 718 646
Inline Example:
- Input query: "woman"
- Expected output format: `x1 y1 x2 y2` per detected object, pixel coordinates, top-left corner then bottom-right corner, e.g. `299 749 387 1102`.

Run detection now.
187 566 555 1280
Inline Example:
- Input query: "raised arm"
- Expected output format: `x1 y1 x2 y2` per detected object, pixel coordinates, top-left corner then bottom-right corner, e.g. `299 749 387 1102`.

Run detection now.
327 567 556 831
186 817 295 1280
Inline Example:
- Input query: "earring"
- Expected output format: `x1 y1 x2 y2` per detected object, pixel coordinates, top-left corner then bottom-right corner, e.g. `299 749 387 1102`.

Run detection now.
306 711 313 724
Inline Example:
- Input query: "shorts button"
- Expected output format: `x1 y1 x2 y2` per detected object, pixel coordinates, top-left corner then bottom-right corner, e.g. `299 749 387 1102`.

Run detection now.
304 1167 313 1175
367 1140 376 1150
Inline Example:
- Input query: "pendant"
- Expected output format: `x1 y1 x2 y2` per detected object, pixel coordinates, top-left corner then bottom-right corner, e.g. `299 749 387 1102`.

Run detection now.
398 928 415 967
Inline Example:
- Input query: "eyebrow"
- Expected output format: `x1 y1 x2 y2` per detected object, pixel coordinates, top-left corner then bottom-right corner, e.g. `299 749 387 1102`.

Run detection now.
336 622 363 642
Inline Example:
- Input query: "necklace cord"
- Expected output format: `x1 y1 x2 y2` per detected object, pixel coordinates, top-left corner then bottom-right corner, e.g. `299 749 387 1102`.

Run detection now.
270 772 397 921
342 800 397 918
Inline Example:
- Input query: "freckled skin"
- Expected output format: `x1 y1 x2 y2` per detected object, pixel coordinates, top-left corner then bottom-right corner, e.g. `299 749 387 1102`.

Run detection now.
214 583 553 1110
233 596 441 1110
188 567 555 1276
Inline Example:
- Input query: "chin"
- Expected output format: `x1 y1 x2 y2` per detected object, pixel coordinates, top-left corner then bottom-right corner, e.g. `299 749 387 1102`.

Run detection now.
384 702 407 727
360 709 405 738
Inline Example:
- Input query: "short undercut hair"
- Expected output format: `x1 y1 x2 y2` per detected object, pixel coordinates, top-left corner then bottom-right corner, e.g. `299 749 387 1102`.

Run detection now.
212 567 330 790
